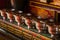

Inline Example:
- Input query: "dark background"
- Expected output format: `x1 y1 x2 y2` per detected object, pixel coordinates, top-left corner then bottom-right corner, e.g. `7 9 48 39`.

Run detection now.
0 0 29 12
0 0 12 9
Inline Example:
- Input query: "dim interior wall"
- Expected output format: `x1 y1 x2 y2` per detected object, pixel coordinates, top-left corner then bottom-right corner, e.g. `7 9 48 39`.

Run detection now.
0 0 6 9
0 0 12 9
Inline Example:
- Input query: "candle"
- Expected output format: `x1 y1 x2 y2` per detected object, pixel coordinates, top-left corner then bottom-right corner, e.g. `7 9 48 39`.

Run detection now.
6 11 13 22
14 15 21 26
0 9 6 20
35 21 42 33
25 17 32 29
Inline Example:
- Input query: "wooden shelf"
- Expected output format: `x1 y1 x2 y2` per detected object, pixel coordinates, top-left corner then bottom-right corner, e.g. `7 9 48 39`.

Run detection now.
0 28 20 40
0 19 51 40
30 1 60 12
